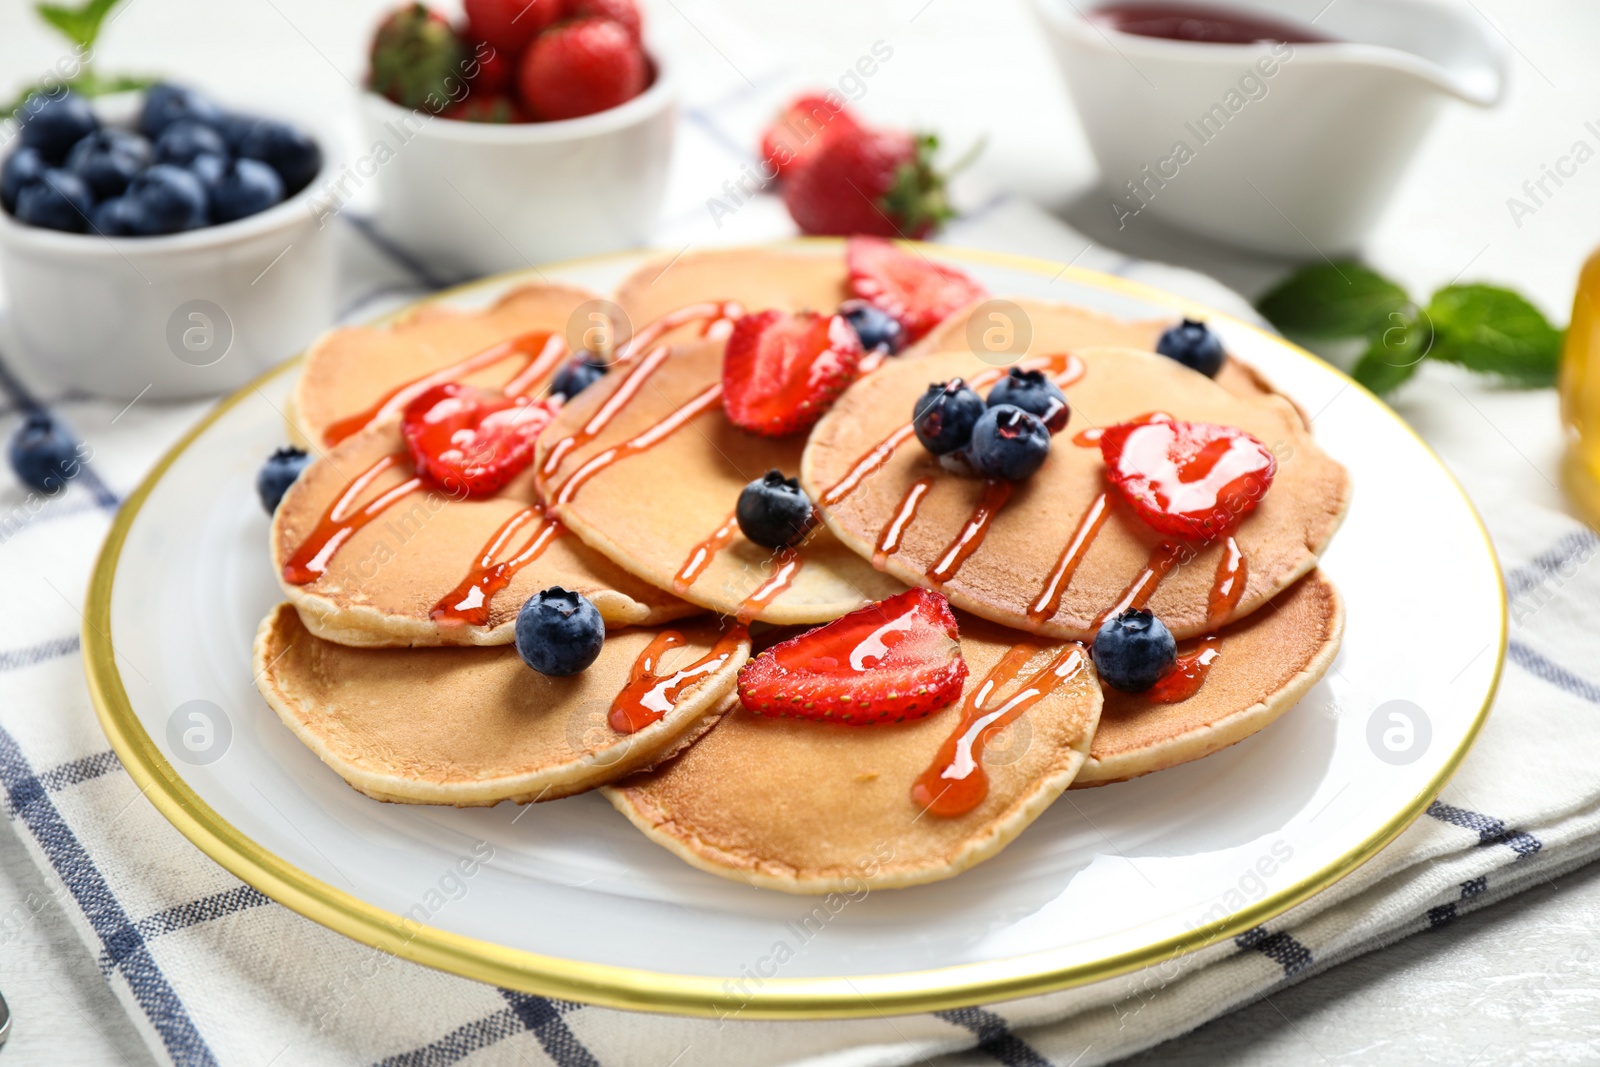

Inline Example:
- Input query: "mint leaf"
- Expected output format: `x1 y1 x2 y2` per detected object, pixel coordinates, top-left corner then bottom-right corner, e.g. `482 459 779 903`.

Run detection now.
1256 262 1410 340
1352 314 1430 396
1424 284 1562 387
34 0 121 49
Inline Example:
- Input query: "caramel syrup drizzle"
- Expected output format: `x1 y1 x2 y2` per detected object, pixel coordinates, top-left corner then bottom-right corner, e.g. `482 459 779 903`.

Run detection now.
912 643 1088 818
1146 536 1246 703
873 477 932 568
428 507 567 626
322 331 566 447
614 300 743 365
282 452 424 585
609 624 749 734
736 550 803 623
673 511 740 595
928 480 1013 586
819 352 1087 509
1028 491 1112 623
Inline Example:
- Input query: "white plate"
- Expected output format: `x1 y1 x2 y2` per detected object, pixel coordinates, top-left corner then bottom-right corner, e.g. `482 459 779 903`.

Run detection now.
87 241 1504 1017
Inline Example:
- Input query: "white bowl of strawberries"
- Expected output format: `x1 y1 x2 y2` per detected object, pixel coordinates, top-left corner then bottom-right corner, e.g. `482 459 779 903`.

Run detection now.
356 0 673 277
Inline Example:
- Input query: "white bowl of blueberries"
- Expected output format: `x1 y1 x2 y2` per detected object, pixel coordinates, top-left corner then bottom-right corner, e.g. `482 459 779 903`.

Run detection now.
0 85 336 401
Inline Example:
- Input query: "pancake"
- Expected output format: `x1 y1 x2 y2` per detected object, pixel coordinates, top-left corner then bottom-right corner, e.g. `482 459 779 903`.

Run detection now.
272 420 695 648
604 613 1102 893
613 246 850 347
801 345 1349 641
1075 570 1343 785
291 282 599 448
253 603 749 805
536 340 905 624
903 295 1284 409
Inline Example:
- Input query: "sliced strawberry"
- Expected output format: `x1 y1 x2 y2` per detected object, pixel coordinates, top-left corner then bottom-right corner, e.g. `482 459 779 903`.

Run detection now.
737 589 969 725
721 309 863 436
1099 417 1278 541
760 93 860 181
846 236 986 342
401 384 556 498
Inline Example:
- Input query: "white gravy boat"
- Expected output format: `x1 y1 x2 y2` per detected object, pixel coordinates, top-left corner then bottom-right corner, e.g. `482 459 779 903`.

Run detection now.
1030 0 1507 256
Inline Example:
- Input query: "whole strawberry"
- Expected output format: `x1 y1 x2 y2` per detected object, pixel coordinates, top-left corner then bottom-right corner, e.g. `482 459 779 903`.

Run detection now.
782 127 953 239
369 3 468 112
463 0 564 58
569 0 644 41
519 17 648 121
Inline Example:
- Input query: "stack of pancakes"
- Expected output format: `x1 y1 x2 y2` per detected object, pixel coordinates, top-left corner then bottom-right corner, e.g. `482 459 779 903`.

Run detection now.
255 245 1348 894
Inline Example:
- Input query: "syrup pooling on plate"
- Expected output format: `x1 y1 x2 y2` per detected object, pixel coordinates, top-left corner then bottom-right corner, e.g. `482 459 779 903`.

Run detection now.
819 353 1087 508
282 452 424 584
609 626 748 734
322 331 567 447
912 642 1088 817
429 506 567 626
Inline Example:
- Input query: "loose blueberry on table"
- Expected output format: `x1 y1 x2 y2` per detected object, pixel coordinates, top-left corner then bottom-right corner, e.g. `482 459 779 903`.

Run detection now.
256 446 312 515
0 86 320 235
736 470 816 550
1155 318 1225 378
1092 609 1177 693
7 412 81 495
516 587 605 676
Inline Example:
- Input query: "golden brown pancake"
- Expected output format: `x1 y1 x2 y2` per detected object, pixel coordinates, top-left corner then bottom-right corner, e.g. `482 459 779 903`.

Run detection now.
537 340 905 624
291 283 599 448
1075 570 1343 785
605 612 1100 893
903 295 1283 408
801 346 1349 642
254 603 748 805
614 247 850 347
271 420 695 648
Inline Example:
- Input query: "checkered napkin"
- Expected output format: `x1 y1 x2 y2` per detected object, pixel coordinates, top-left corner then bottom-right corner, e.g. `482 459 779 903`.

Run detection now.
3 100 1596 1066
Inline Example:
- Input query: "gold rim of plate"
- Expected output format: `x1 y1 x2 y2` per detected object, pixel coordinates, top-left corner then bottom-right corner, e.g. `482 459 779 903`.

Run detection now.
83 238 1507 1019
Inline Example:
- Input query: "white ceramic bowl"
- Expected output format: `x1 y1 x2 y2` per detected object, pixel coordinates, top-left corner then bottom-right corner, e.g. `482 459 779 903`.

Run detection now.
0 96 337 402
353 58 675 279
1031 0 1507 256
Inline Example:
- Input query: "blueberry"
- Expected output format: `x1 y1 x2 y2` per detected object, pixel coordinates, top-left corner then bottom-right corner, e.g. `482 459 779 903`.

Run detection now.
188 152 229 192
1156 318 1225 378
736 470 815 550
237 120 322 194
213 112 262 151
153 120 228 167
987 368 1069 432
840 299 905 355
548 355 607 400
139 83 225 139
121 165 208 235
65 129 151 199
7 412 82 494
1091 609 1176 693
515 587 605 676
912 378 986 456
969 404 1050 481
208 157 284 223
90 196 135 236
14 170 94 232
16 91 99 163
1 146 47 212
256 446 311 514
